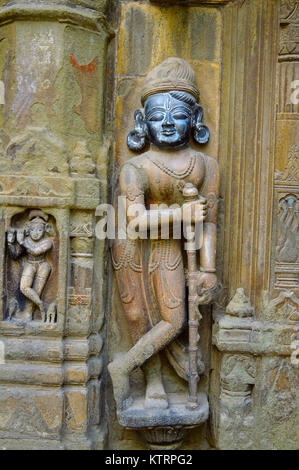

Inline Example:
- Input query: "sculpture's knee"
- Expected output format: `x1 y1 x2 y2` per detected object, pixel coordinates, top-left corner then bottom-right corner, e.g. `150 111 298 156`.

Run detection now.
172 309 186 336
38 262 51 278
20 277 31 297
20 284 29 297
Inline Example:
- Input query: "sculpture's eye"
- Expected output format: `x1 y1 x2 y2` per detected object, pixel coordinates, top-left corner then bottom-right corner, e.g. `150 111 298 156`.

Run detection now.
148 112 165 121
172 112 189 120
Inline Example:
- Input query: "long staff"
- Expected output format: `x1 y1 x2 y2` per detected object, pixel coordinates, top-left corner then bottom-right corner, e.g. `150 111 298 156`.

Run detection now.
182 183 202 410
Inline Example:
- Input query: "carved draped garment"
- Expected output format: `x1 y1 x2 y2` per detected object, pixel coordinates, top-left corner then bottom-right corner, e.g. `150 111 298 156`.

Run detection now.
112 150 219 380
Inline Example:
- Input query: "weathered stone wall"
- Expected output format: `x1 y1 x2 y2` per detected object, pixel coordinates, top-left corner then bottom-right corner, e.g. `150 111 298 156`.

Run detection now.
0 0 113 450
211 0 298 450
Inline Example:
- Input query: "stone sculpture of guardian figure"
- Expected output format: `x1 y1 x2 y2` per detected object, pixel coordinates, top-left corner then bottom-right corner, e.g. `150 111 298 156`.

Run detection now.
109 58 220 415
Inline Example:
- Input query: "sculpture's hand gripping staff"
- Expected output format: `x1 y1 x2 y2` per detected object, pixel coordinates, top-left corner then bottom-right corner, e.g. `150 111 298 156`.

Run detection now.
182 183 202 410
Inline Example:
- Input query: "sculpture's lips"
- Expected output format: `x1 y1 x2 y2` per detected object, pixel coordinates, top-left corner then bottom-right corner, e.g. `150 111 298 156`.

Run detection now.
161 130 176 136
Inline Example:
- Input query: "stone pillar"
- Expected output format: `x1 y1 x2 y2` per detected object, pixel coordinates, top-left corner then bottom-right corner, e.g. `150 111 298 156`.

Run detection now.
0 0 113 450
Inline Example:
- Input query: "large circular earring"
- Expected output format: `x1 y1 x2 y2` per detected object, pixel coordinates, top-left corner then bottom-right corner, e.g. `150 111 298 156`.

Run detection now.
127 130 146 151
127 109 148 151
192 104 210 145
193 124 210 145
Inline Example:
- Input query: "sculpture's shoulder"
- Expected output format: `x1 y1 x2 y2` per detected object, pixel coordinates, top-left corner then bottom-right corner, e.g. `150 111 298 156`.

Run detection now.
42 237 53 250
119 154 150 191
195 151 219 196
121 154 149 171
195 151 219 170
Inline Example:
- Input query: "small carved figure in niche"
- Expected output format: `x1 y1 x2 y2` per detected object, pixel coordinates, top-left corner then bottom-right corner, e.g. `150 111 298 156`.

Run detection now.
109 58 220 412
276 195 299 263
7 210 53 322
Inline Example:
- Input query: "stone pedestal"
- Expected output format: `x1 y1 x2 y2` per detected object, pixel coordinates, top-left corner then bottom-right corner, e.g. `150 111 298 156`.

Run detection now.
118 393 209 450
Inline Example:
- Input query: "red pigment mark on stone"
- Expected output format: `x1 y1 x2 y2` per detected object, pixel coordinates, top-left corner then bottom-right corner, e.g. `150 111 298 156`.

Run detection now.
69 53 96 72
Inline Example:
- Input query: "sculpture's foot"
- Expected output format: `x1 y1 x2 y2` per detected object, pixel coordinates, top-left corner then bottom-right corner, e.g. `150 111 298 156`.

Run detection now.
47 303 57 323
22 311 33 321
7 299 19 320
145 378 168 409
41 309 46 322
38 303 46 322
16 307 32 322
108 357 133 411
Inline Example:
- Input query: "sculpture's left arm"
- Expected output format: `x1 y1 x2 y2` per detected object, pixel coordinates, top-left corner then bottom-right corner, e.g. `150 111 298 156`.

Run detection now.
200 155 219 271
197 155 220 304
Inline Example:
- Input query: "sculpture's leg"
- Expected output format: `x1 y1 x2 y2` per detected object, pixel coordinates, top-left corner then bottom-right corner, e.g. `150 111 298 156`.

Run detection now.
111 269 149 409
108 316 185 410
110 240 150 409
32 262 51 321
20 263 38 320
109 240 186 410
146 240 186 406
143 354 168 409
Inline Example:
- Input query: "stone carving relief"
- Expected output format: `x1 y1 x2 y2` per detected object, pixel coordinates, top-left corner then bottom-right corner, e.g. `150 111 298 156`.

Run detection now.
274 146 299 288
268 360 296 423
213 282 299 449
281 0 298 20
109 58 220 449
262 290 299 323
221 354 256 395
279 0 299 60
277 0 299 118
217 354 256 450
66 211 94 336
0 127 68 176
5 209 57 323
276 194 298 264
282 2 299 19
275 145 299 184
259 358 297 435
70 141 96 178
226 288 254 318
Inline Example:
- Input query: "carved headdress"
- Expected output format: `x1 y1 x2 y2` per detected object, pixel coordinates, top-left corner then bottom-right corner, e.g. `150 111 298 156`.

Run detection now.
28 209 49 224
141 57 200 105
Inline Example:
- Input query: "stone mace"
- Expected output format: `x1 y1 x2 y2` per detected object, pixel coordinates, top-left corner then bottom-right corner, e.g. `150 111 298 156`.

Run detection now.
182 182 202 410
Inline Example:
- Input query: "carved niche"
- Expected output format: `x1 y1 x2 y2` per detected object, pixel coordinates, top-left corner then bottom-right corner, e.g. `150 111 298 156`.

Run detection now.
274 145 299 288
5 208 58 324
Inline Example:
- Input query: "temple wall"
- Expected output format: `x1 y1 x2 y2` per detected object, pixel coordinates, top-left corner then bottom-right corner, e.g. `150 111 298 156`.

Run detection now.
0 0 297 450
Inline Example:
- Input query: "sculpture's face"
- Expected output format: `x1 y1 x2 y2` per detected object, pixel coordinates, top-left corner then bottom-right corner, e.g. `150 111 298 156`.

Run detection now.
29 222 45 241
144 93 192 149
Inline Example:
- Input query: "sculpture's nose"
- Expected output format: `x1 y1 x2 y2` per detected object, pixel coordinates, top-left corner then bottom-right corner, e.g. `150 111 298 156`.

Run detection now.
162 112 175 128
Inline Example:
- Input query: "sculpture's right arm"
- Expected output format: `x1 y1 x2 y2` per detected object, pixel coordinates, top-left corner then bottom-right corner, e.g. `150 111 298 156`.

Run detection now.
7 232 24 259
119 164 182 235
23 238 53 256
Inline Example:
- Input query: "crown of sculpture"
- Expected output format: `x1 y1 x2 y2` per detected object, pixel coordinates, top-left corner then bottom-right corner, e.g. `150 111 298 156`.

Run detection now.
141 57 200 105
28 209 49 223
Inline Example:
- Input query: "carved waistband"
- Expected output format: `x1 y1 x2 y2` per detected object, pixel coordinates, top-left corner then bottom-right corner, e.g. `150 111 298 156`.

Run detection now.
27 255 46 263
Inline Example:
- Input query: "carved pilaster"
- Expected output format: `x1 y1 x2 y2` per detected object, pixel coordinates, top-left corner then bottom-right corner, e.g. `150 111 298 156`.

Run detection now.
217 0 279 311
272 1 299 294
0 0 112 450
